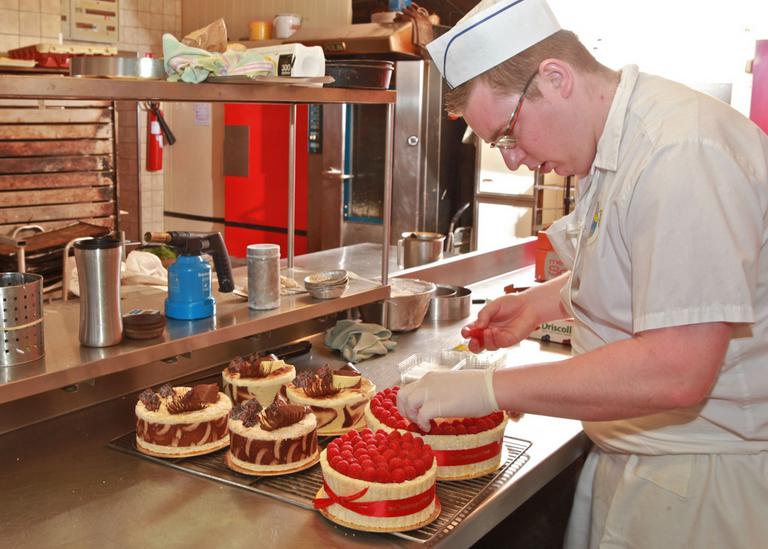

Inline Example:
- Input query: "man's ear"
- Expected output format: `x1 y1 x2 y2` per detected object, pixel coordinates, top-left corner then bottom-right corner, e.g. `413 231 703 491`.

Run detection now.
538 59 573 98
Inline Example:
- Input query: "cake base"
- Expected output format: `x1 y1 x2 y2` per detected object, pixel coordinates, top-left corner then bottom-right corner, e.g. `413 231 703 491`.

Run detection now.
225 450 320 476
315 487 441 533
135 435 230 459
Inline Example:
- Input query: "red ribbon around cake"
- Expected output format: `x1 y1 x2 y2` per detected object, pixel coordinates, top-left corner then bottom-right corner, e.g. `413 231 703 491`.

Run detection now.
432 440 503 467
314 481 436 517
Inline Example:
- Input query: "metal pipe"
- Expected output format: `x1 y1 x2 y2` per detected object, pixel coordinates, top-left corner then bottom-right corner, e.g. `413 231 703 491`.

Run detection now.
288 104 297 269
381 103 395 285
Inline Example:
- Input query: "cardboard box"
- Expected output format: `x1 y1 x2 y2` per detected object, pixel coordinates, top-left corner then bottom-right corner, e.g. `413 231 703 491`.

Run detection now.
528 318 573 345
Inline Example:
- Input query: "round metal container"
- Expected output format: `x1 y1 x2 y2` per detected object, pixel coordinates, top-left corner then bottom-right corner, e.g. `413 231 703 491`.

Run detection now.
69 56 166 79
359 278 436 332
0 272 44 367
427 284 471 321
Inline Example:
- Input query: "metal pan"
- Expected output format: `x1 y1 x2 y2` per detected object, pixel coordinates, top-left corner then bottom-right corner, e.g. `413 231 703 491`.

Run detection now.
324 59 394 89
70 56 166 79
427 284 471 321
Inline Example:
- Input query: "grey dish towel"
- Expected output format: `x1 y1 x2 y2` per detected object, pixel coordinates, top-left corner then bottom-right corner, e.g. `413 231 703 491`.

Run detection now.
324 319 397 363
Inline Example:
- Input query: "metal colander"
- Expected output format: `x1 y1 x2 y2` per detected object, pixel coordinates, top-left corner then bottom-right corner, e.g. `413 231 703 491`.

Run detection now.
0 272 44 367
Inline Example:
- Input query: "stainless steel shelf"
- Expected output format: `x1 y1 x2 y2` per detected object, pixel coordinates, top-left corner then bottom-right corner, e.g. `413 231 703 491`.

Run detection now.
0 265 388 405
0 74 397 104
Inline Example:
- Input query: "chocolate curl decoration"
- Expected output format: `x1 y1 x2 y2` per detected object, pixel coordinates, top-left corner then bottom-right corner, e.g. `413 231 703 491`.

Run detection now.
259 397 309 431
227 353 279 378
138 388 160 412
313 481 437 518
294 365 339 397
167 384 219 414
231 399 263 427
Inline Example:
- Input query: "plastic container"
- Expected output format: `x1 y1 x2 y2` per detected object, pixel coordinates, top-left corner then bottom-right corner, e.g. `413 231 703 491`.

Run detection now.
398 351 466 384
456 348 508 370
247 244 280 310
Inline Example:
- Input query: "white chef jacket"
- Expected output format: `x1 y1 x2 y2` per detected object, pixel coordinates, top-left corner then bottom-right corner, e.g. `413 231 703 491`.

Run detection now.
544 65 768 548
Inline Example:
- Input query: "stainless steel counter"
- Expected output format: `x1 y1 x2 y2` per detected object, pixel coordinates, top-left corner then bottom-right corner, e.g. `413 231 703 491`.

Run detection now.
0 268 589 548
0 264 388 405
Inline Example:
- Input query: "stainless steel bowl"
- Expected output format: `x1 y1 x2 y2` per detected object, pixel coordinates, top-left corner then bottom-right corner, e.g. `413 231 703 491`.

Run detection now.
359 278 436 331
307 282 348 300
304 270 348 288
427 285 471 321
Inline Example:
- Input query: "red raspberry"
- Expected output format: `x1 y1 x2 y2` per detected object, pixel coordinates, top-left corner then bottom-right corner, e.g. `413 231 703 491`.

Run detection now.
330 456 342 469
401 432 414 443
366 443 378 454
413 438 424 448
347 430 359 440
404 465 416 479
413 460 426 477
375 468 391 483
375 431 388 442
362 467 376 482
396 420 408 430
355 451 369 463
400 442 413 452
361 459 375 470
382 449 396 461
390 430 402 441
340 449 353 460
407 423 421 433
388 457 403 469
360 427 374 438
348 462 363 479
468 425 479 434
327 446 340 459
455 424 468 435
335 460 350 474
443 425 457 435
391 468 406 483
373 454 387 466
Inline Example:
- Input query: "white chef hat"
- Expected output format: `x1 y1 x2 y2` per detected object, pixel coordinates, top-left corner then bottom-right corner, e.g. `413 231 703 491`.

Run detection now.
426 0 561 89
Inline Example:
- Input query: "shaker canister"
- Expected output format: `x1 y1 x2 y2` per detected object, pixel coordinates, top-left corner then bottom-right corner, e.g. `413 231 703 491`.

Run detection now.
247 243 280 310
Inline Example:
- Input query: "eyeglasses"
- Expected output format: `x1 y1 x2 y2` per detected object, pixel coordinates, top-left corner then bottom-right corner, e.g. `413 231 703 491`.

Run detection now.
489 71 538 150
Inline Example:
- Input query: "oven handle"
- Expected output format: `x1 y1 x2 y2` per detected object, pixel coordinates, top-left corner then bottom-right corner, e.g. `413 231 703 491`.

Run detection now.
322 167 354 180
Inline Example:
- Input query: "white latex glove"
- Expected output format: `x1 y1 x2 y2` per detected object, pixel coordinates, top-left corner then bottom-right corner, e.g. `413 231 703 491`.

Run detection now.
396 369 499 432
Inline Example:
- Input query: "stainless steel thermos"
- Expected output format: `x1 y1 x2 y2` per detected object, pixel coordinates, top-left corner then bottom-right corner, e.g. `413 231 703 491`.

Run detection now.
74 236 123 347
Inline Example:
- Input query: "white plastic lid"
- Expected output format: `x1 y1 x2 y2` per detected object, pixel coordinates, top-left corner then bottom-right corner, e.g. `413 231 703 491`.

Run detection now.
247 243 280 258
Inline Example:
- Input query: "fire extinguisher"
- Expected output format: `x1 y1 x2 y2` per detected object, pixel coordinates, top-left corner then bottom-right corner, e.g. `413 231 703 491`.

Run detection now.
146 101 176 172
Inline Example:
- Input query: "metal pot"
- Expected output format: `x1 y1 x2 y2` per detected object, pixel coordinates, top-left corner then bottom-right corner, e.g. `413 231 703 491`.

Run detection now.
359 278 436 331
427 285 471 321
397 231 445 269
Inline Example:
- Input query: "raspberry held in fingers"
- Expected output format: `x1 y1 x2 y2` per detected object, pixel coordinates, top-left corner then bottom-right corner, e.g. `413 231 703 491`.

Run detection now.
468 327 485 347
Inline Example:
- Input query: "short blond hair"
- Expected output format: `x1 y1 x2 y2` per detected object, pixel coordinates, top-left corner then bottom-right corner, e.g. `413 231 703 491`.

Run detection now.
444 30 606 115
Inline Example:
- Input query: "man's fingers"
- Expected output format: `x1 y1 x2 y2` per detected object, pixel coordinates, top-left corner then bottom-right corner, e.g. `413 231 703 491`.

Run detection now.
474 299 500 328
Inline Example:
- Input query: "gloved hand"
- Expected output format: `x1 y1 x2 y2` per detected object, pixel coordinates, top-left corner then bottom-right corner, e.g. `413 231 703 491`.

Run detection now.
396 369 499 432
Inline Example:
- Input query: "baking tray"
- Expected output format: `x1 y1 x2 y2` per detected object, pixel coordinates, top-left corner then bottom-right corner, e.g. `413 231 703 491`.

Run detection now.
109 432 531 544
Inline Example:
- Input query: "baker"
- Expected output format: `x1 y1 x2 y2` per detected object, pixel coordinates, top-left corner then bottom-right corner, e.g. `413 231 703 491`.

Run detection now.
396 1 768 547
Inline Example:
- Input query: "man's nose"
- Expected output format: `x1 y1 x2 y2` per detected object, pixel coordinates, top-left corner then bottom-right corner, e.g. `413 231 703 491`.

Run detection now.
499 147 525 171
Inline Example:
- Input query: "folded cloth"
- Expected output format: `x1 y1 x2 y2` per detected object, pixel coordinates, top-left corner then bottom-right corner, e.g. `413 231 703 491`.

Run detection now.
162 33 274 83
324 319 397 363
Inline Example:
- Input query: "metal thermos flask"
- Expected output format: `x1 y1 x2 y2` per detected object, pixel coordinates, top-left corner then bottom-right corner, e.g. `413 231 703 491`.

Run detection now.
74 236 123 347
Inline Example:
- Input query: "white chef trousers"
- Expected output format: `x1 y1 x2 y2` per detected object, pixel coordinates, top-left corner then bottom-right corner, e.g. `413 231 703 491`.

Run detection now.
564 447 768 549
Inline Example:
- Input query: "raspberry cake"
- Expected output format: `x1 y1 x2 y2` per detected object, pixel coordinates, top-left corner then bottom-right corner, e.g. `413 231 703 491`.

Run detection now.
135 383 232 458
314 428 440 532
364 386 508 480
222 353 296 407
226 396 319 475
286 363 375 435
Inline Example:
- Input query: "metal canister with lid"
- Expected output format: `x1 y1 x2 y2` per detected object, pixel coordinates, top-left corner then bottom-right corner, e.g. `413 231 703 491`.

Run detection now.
247 244 280 310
